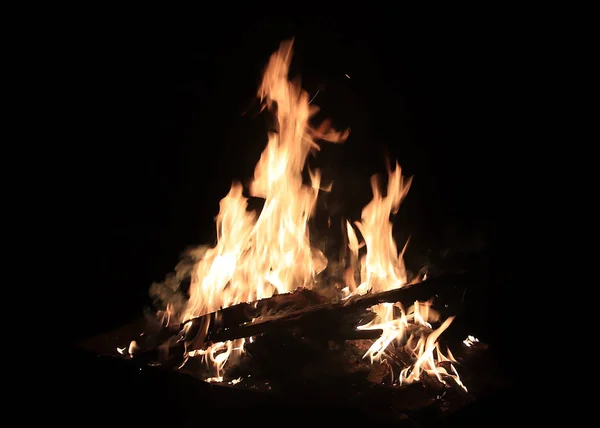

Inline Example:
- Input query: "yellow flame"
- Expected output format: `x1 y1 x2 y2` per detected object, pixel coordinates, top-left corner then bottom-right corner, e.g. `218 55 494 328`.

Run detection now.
160 39 465 390
346 155 465 390
182 40 345 323
176 40 346 380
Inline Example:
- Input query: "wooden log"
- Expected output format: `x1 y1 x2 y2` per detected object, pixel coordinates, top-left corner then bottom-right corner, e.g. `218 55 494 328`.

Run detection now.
126 292 318 362
347 272 472 311
186 271 470 329
208 272 473 343
208 300 374 342
130 272 473 362
181 287 329 332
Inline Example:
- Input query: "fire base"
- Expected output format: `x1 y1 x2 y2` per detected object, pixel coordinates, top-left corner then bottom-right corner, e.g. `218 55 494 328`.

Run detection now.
73 318 511 427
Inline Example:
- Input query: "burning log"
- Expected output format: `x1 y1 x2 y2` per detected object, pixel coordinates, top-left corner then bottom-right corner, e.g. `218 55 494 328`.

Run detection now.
197 287 330 332
125 288 325 359
188 271 473 344
129 272 471 364
208 296 375 343
346 271 471 311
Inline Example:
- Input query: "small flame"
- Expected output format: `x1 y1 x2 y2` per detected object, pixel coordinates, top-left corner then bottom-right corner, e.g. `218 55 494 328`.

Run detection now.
346 162 465 390
344 162 412 296
185 338 246 381
128 340 139 355
358 303 466 390
463 335 479 347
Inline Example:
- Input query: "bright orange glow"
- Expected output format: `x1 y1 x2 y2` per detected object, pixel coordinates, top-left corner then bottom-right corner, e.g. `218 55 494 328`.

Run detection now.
139 39 465 390
348 175 466 388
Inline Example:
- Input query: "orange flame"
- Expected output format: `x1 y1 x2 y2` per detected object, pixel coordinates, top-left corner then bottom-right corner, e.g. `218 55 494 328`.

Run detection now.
347 166 466 389
150 39 465 390
175 40 346 378
345 176 466 390
181 40 346 323
343 161 413 297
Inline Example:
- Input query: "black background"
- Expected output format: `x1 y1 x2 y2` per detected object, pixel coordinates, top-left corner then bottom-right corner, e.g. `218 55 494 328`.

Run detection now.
64 16 520 378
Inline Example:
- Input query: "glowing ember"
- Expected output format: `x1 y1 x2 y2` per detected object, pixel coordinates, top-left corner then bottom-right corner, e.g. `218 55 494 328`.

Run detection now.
137 39 466 391
463 335 479 347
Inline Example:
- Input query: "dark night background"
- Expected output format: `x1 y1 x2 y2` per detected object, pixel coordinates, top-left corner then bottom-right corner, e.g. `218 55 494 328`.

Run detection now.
64 14 521 403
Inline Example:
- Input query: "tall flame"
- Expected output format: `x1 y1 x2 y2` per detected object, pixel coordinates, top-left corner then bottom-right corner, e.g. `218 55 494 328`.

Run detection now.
181 40 346 323
173 40 346 380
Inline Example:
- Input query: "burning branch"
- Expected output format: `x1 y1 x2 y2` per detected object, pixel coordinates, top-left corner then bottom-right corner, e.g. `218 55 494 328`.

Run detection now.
194 272 471 343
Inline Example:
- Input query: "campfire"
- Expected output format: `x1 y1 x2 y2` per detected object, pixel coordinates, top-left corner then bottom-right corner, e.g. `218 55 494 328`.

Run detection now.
85 39 505 424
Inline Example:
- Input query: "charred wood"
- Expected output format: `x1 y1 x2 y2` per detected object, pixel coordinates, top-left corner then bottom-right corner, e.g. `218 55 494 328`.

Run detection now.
184 287 329 332
132 272 472 361
207 272 472 343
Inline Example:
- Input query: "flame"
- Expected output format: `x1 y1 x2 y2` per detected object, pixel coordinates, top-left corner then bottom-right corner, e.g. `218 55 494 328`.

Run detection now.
153 39 465 390
186 338 246 382
181 40 345 323
173 40 346 379
344 161 413 297
347 167 466 390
